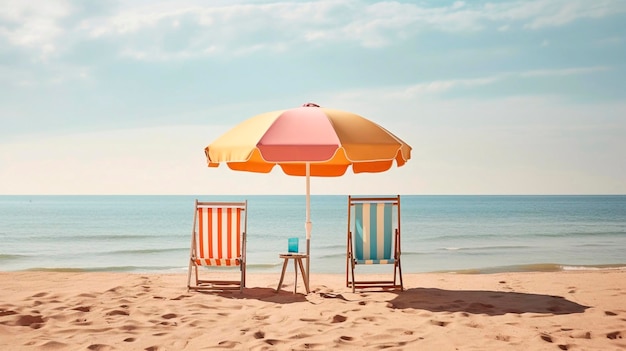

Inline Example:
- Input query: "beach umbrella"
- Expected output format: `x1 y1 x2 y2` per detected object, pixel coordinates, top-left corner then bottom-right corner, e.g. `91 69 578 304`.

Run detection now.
204 103 412 287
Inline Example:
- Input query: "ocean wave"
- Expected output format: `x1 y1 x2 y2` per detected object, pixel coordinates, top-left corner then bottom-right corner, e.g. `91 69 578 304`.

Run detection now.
442 263 626 274
247 262 283 269
561 264 626 271
0 253 26 261
24 267 89 273
420 230 626 242
440 245 532 252
315 243 346 250
103 248 188 255
23 265 183 273
5 233 184 242
317 252 347 259
398 251 427 256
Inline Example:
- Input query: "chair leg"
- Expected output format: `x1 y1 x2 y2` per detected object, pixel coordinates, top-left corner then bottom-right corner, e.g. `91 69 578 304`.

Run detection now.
187 259 193 290
350 260 356 293
240 262 244 293
346 255 350 288
346 235 349 288
397 259 403 291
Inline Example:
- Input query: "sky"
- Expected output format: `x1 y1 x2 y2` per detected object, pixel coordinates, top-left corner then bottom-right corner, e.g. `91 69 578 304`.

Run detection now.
1 0 625 195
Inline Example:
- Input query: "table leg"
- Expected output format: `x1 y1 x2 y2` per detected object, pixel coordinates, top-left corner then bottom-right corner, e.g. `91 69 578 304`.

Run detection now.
297 258 310 294
276 258 288 292
293 258 298 294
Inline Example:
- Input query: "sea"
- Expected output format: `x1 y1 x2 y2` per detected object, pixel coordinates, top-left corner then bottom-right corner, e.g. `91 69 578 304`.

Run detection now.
1 195 625 275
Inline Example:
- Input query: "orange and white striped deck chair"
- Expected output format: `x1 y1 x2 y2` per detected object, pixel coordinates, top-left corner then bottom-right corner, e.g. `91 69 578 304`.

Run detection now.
187 200 247 292
346 195 403 292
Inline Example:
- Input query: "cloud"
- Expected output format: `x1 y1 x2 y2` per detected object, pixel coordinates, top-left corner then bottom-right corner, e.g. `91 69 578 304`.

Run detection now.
521 0 626 29
398 77 500 97
0 0 72 59
518 66 610 77
369 66 612 99
597 36 623 46
4 0 624 62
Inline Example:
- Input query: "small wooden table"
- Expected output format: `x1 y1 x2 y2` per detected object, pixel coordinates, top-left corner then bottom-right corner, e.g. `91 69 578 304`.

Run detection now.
276 253 310 294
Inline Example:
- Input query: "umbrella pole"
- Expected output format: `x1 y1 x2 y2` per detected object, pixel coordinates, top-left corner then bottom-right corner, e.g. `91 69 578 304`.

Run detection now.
305 163 312 289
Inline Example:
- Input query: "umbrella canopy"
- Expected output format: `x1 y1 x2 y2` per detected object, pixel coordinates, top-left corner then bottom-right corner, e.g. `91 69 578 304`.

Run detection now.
206 103 411 176
204 103 412 287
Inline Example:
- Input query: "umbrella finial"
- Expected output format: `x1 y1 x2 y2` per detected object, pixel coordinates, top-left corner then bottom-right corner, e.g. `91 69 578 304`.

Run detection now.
302 102 320 107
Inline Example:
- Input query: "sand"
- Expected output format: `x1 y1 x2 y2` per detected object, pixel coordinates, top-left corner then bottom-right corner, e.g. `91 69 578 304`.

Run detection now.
1 270 625 350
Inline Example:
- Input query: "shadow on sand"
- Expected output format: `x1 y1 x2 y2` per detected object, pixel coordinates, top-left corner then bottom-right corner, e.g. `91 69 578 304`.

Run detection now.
189 285 589 314
387 288 589 316
207 287 308 304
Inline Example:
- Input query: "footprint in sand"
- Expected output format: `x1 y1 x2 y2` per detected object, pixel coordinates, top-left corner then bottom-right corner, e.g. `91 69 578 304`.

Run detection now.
495 334 511 342
73 318 90 325
332 315 347 323
106 310 129 316
16 314 45 329
0 309 17 317
218 340 240 348
536 339 566 350
569 331 591 339
78 293 98 298
540 333 553 343
607 331 623 339
171 295 191 300
429 319 449 327
301 343 320 349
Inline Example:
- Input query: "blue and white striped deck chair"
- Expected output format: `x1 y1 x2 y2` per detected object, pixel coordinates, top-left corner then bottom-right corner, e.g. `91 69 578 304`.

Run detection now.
346 195 403 292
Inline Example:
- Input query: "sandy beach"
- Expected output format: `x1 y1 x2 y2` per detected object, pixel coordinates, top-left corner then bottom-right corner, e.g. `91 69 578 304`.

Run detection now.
1 270 625 350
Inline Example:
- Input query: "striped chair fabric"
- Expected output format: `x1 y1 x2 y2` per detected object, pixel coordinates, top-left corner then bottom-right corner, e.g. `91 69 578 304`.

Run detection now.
354 202 395 265
194 205 243 266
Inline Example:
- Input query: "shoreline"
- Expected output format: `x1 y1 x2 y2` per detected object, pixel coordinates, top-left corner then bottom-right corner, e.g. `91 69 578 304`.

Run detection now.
1 270 625 350
8 261 626 275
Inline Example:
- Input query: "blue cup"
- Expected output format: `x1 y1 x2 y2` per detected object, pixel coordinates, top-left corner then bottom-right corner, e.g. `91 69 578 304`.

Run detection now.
288 237 299 253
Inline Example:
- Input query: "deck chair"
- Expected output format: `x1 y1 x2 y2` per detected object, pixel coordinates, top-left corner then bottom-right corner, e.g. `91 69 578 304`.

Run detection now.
187 199 247 292
346 195 403 292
